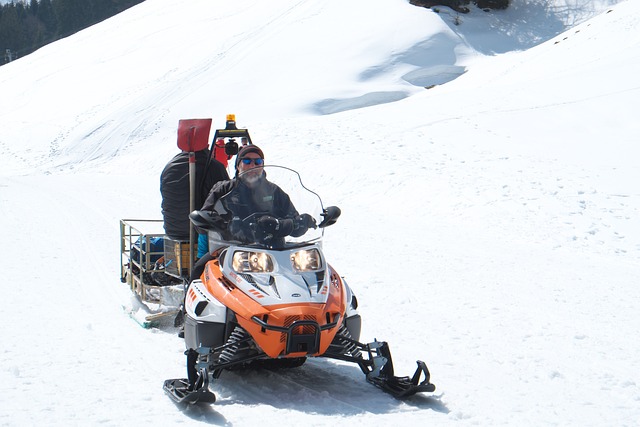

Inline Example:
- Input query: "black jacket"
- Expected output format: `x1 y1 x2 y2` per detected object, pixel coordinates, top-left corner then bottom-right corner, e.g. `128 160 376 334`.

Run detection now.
160 150 229 240
201 176 299 241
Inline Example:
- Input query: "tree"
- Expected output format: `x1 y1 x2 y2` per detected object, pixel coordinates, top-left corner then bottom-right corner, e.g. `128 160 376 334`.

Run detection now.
52 0 91 38
35 0 57 41
0 4 24 60
1 0 144 66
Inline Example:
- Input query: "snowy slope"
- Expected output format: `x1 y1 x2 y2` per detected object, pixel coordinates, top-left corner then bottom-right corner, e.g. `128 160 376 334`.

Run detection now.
1 0 639 425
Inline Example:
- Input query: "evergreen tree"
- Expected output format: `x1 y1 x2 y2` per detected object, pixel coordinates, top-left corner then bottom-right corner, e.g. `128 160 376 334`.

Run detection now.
29 0 39 17
88 0 116 23
53 0 91 38
36 0 57 42
0 4 23 61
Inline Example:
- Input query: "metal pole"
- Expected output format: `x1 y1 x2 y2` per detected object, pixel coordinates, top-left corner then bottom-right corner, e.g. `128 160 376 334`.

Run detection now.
188 127 197 275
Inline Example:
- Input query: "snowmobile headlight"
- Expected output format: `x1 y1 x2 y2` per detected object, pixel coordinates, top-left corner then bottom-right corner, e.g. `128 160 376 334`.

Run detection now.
291 248 322 272
232 251 274 273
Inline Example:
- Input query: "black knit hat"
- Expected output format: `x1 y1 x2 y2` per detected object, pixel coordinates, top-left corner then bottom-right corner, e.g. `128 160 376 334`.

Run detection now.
235 144 265 172
236 144 264 168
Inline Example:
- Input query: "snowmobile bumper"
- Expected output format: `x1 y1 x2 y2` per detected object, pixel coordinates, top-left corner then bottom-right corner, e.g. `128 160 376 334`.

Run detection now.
250 314 341 355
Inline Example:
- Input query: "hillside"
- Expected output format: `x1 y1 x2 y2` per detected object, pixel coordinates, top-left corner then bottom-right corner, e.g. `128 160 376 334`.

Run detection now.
0 1 638 425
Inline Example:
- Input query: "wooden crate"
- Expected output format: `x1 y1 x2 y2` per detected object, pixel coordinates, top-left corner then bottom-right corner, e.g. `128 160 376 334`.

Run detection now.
164 237 196 278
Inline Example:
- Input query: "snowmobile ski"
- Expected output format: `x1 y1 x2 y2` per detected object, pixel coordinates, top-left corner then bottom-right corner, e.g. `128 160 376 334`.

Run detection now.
163 378 216 405
361 340 435 398
367 359 435 398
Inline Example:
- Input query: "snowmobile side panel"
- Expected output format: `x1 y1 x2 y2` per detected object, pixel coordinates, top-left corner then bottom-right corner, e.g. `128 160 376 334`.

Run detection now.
345 314 362 342
202 261 270 318
184 315 226 350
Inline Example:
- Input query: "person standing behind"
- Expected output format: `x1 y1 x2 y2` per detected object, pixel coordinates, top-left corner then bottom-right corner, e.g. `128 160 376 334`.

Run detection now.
160 148 229 242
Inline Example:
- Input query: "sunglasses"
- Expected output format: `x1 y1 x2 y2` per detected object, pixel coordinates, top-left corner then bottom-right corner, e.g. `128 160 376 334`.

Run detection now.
240 158 264 165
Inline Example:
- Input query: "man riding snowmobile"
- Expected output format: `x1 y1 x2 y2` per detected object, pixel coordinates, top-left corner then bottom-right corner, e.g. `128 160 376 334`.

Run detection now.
163 145 436 404
190 144 315 280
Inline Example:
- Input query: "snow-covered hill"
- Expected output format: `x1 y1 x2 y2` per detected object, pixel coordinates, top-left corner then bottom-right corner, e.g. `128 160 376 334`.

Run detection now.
1 0 638 425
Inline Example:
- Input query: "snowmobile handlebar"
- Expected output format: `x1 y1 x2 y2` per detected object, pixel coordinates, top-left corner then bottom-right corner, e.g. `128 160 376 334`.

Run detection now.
318 206 340 228
190 210 324 247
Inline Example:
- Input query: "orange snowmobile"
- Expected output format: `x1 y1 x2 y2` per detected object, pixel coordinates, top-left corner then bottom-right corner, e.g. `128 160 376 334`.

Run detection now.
163 165 435 404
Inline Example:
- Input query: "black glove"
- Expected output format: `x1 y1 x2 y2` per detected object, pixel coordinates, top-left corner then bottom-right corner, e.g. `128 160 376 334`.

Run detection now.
296 214 317 230
257 216 293 241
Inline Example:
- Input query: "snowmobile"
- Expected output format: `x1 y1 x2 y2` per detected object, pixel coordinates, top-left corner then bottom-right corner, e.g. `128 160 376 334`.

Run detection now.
163 165 435 404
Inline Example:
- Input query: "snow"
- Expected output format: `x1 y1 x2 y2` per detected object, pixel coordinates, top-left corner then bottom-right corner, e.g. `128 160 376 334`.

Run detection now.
1 0 639 425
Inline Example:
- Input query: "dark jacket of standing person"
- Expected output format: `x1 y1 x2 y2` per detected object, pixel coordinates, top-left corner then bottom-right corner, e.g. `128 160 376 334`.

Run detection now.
160 149 229 241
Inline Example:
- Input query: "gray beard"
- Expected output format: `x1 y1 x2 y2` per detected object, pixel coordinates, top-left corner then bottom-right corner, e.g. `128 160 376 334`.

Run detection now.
242 173 261 185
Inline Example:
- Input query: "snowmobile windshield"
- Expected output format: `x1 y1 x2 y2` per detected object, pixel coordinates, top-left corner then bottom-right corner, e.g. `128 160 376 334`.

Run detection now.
210 165 325 249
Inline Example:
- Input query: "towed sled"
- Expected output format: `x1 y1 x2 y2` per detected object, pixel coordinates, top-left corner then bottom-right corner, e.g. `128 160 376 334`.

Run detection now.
163 165 435 403
119 219 185 327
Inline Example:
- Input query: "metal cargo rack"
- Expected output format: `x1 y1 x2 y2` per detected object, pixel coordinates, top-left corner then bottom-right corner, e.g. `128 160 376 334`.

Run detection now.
119 219 185 314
